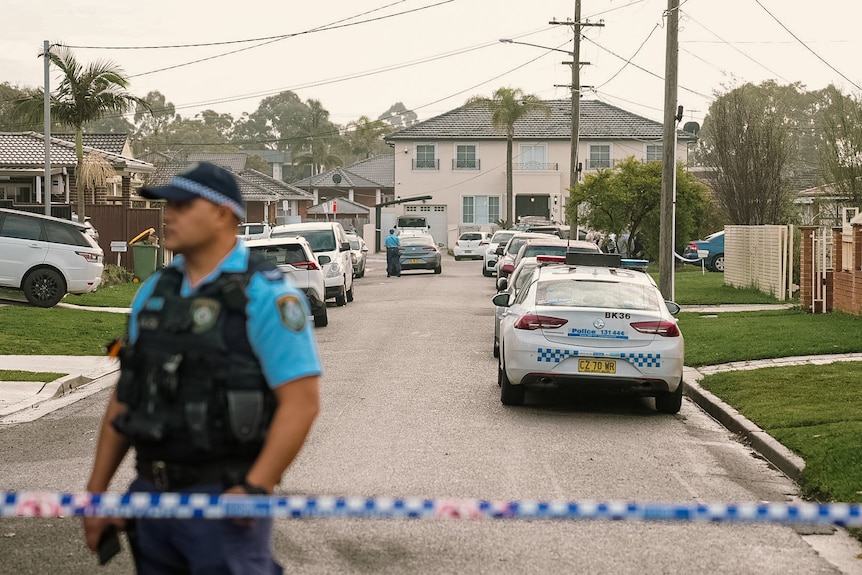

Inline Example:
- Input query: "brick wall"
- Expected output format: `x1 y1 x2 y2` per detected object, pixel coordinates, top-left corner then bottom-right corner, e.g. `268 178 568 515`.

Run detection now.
829 223 862 315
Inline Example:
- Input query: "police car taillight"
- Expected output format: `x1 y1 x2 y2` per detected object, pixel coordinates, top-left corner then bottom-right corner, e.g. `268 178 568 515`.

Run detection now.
293 261 320 271
630 320 680 337
514 314 568 330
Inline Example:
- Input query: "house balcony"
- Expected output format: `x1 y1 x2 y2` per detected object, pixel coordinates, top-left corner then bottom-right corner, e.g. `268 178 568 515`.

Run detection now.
412 159 439 170
513 162 558 171
452 159 481 170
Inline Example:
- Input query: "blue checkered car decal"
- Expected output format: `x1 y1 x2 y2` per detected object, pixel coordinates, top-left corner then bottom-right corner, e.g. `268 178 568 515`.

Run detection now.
537 348 661 367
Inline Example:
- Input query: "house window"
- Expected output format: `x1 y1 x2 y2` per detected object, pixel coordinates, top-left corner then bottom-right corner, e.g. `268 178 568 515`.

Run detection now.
518 144 548 169
646 144 662 162
455 144 479 169
589 145 611 169
462 195 500 224
414 144 438 169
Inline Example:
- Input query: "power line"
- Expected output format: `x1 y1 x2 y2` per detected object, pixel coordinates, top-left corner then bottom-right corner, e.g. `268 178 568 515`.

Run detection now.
752 0 862 92
594 23 660 90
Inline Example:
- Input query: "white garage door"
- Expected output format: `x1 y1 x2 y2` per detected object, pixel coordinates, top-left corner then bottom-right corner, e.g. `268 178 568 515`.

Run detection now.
405 204 448 247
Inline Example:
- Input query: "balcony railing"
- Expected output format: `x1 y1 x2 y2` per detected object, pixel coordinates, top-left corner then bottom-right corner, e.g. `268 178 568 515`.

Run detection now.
452 159 481 170
412 159 439 170
513 162 558 171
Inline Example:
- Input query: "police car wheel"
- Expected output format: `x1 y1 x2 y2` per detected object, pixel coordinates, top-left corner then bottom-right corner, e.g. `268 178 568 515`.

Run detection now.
483 267 492 277
655 382 683 414
499 359 525 406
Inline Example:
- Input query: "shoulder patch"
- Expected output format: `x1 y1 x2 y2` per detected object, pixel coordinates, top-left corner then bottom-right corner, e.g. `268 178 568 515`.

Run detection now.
277 295 307 331
261 268 284 282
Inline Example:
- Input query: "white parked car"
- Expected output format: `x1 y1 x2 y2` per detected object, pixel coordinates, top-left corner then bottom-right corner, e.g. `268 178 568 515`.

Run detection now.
493 252 684 412
346 233 368 278
270 221 355 306
453 231 490 261
237 222 272 240
0 208 103 307
245 236 328 327
482 230 516 277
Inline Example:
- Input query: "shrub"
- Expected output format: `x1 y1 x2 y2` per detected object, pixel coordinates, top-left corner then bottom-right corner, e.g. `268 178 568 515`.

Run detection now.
101 264 134 288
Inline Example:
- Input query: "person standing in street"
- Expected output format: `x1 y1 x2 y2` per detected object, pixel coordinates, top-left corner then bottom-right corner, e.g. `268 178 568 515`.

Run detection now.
385 228 401 277
83 162 322 574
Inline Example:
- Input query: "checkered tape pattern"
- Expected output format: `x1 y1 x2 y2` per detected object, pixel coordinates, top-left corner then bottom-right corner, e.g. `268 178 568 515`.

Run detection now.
2 491 860 525
537 348 661 367
172 176 246 220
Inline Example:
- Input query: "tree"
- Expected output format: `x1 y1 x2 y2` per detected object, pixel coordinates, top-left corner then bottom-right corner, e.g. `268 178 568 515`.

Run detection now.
817 85 862 206
378 102 417 130
233 90 308 150
346 115 392 159
566 157 707 260
696 81 799 225
134 90 176 151
465 87 550 225
0 83 42 131
13 46 148 218
291 99 342 176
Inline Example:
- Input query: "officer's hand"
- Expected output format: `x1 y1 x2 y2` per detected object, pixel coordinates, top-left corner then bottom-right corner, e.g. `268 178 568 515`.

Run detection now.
82 516 126 553
223 484 270 528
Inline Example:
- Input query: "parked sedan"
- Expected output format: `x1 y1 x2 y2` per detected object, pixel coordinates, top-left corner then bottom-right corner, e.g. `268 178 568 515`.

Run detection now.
346 233 368 278
493 256 541 358
683 230 725 272
494 252 684 411
399 234 442 274
505 238 600 277
453 231 491 260
494 232 553 279
483 230 516 277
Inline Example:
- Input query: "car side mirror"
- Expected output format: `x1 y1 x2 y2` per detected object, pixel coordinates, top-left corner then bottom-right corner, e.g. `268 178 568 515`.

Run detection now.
495 246 505 255
492 293 511 307
318 255 331 265
341 241 351 251
496 277 508 292
665 301 681 315
362 247 368 253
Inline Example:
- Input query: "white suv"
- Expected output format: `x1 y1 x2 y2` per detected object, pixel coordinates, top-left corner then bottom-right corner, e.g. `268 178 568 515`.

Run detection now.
0 208 104 307
245 236 328 327
270 222 355 306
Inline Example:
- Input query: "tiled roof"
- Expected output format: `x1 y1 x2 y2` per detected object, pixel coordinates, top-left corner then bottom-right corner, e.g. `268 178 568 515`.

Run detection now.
240 149 293 164
292 166 384 189
54 133 128 155
345 154 395 187
0 132 154 172
186 152 248 172
143 161 312 202
386 100 696 142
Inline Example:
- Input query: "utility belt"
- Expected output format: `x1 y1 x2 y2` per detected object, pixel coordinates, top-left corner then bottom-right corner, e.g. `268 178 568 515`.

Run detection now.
136 459 253 491
386 246 399 250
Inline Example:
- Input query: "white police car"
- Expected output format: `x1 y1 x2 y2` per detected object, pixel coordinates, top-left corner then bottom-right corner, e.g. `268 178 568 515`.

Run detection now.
493 252 684 412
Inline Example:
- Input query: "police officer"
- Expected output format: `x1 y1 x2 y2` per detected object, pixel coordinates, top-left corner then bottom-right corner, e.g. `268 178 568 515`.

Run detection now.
83 162 321 574
385 228 401 277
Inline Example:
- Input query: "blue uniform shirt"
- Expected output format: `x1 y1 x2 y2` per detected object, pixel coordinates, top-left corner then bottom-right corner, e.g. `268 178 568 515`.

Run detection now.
128 240 322 388
384 233 400 248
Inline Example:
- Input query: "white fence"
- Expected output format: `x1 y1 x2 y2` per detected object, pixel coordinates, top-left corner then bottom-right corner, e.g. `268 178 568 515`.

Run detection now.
724 225 794 301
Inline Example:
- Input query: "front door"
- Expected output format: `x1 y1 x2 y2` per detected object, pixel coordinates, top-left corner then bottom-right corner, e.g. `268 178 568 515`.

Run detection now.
515 195 550 220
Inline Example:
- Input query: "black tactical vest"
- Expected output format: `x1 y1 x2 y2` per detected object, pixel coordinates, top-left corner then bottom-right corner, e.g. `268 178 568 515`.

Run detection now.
112 255 279 464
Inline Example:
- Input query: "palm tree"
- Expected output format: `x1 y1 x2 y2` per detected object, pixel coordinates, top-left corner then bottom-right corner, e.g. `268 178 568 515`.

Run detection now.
14 46 149 218
346 115 392 159
465 88 550 225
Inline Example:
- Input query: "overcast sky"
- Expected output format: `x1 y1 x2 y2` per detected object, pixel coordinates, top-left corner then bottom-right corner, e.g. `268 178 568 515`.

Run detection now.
4 0 861 130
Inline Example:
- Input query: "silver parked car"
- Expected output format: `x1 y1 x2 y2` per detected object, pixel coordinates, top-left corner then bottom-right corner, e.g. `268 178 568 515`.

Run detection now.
346 233 368 278
399 234 442 274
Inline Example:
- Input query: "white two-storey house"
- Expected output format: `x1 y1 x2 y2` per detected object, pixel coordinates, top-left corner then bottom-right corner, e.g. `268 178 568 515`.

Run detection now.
385 99 697 248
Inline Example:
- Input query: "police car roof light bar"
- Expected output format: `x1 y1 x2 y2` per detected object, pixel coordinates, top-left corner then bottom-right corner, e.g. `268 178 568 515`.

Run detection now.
565 252 622 267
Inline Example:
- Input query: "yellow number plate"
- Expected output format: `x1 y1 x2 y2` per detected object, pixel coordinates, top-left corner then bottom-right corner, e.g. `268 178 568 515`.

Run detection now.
408 259 422 264
578 359 616 374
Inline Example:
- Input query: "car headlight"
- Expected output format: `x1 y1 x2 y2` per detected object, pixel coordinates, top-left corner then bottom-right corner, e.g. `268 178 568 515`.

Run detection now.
326 260 341 278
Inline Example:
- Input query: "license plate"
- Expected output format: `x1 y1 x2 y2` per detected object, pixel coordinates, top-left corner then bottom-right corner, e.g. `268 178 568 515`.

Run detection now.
464 250 472 254
409 259 422 264
578 359 616 374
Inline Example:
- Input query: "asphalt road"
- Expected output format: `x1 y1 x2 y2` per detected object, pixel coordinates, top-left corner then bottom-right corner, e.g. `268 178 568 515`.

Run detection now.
0 254 850 574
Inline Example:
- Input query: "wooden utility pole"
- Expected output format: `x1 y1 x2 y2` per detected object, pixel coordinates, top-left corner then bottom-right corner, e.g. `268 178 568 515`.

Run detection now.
551 1 602 237
659 0 680 299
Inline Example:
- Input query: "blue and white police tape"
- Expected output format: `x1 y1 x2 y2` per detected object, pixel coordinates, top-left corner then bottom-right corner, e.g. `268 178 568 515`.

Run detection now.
2 492 861 525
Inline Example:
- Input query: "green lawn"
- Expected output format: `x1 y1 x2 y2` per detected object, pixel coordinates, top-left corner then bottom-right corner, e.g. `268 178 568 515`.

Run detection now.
0 370 64 382
64 283 140 307
679 308 862 366
0 307 127 355
700 363 862 504
650 266 793 305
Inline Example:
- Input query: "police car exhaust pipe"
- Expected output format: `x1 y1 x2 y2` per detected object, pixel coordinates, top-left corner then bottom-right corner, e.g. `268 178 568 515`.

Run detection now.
538 377 554 385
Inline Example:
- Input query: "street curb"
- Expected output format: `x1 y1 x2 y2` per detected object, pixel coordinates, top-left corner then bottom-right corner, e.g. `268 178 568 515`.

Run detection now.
0 366 121 419
683 366 806 483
